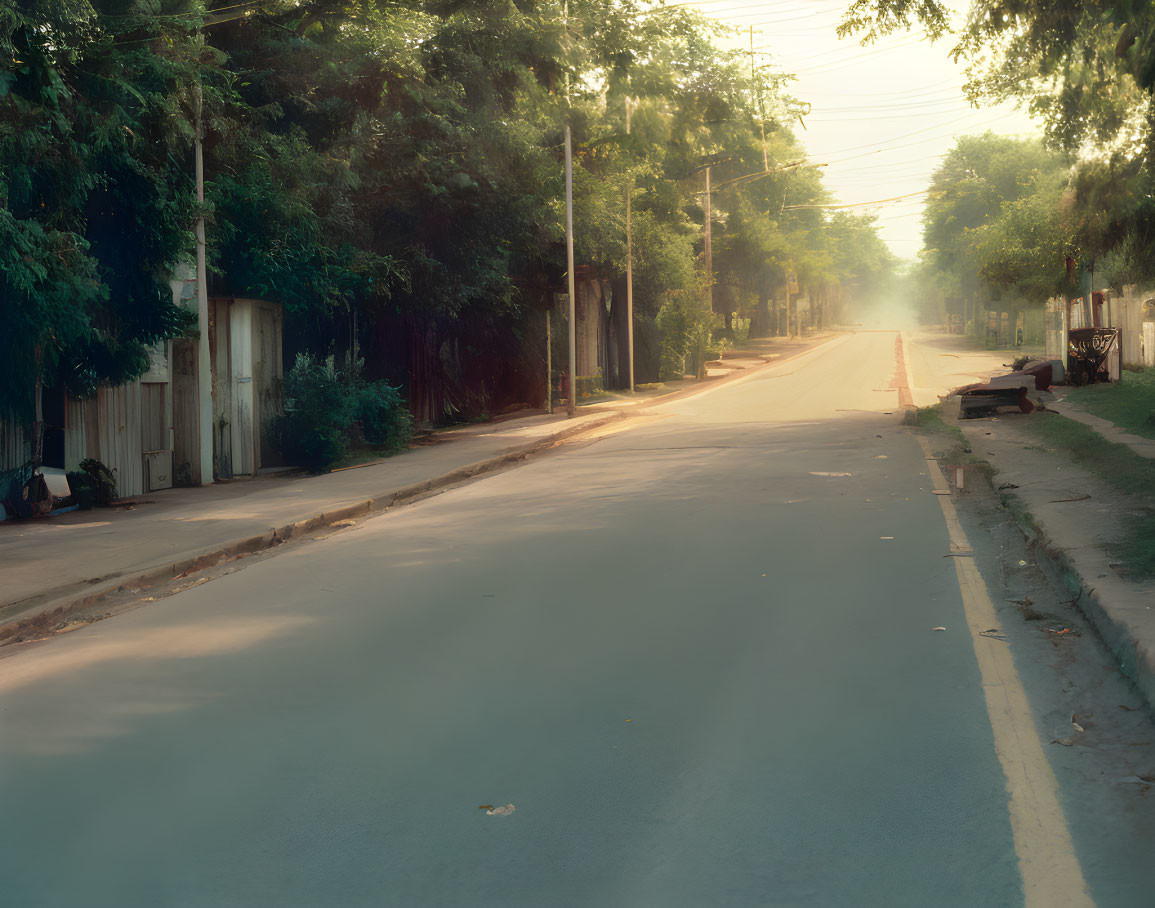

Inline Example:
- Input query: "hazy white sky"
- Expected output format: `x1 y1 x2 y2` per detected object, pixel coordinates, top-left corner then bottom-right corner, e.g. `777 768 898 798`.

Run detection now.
686 0 1040 261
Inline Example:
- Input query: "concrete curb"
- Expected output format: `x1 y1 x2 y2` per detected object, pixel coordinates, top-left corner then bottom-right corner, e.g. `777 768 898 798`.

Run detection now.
945 396 1155 712
998 488 1155 713
0 333 841 648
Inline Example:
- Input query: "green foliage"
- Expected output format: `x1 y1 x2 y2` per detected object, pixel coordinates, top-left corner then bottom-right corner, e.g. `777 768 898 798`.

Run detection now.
347 370 414 449
4 0 896 428
842 2 1155 300
78 457 116 506
272 354 353 474
0 0 198 420
272 353 413 473
657 288 721 380
920 133 1074 306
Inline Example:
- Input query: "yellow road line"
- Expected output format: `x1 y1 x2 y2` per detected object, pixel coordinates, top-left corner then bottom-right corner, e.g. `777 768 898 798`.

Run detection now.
917 435 1093 907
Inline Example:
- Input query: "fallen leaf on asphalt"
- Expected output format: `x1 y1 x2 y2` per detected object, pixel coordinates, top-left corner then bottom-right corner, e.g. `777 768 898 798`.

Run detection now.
1051 737 1076 747
880 536 894 540
478 804 494 811
874 455 888 460
809 471 851 477
486 804 516 817
1072 718 1085 734
932 626 947 632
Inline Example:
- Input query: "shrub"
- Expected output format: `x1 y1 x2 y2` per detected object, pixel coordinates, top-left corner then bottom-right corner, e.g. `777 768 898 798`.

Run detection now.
347 371 414 449
78 458 116 505
657 288 722 380
271 355 352 473
271 354 415 473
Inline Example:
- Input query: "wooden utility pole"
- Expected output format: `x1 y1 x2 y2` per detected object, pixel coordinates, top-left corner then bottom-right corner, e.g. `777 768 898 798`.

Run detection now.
194 82 214 485
751 26 769 172
565 126 577 418
625 96 635 392
564 0 577 418
545 309 552 415
704 165 712 314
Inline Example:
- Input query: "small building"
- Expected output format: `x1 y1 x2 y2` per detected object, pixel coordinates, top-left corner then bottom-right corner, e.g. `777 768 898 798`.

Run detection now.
1 294 283 499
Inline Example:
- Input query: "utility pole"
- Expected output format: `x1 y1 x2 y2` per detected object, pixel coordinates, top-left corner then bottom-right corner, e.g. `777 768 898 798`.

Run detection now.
545 309 552 415
563 0 577 417
565 126 577 418
194 81 214 485
785 278 791 338
704 165 712 315
750 26 769 172
625 96 635 392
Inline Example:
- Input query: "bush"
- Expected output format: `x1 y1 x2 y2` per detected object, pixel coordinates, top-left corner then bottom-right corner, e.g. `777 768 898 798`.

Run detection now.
78 458 116 505
271 354 414 473
348 373 414 449
271 355 352 473
657 288 722 380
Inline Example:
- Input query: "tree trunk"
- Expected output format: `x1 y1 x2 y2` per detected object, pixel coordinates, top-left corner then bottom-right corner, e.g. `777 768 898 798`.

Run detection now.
748 287 773 338
606 273 629 389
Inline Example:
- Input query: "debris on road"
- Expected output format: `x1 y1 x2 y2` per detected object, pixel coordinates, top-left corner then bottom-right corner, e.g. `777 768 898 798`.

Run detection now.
952 357 1061 418
932 626 947 632
809 471 852 477
485 804 516 817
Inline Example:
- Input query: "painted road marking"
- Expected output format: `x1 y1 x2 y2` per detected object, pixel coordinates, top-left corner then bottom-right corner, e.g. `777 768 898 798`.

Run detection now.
916 435 1094 907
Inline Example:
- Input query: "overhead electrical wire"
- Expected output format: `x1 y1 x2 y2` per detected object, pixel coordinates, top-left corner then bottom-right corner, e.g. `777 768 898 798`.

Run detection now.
805 108 1022 162
783 189 933 210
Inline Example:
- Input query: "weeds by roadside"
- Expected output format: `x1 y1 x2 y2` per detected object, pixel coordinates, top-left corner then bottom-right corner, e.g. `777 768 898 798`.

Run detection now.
906 404 995 476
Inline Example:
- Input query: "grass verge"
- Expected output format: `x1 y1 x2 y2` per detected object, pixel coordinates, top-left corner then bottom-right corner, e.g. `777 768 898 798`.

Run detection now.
906 404 997 478
1064 368 1155 439
1017 412 1155 579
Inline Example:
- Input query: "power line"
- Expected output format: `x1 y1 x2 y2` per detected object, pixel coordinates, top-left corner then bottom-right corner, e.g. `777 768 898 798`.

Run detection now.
805 108 1024 163
784 189 932 210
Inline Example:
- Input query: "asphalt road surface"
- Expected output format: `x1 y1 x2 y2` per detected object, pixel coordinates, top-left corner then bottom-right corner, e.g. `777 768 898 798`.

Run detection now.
2 331 1152 906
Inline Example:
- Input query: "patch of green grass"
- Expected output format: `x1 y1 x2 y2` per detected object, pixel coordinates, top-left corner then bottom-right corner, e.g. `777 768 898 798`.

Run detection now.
1065 368 1155 439
1113 520 1155 578
1019 412 1155 578
906 404 965 442
1022 412 1155 496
